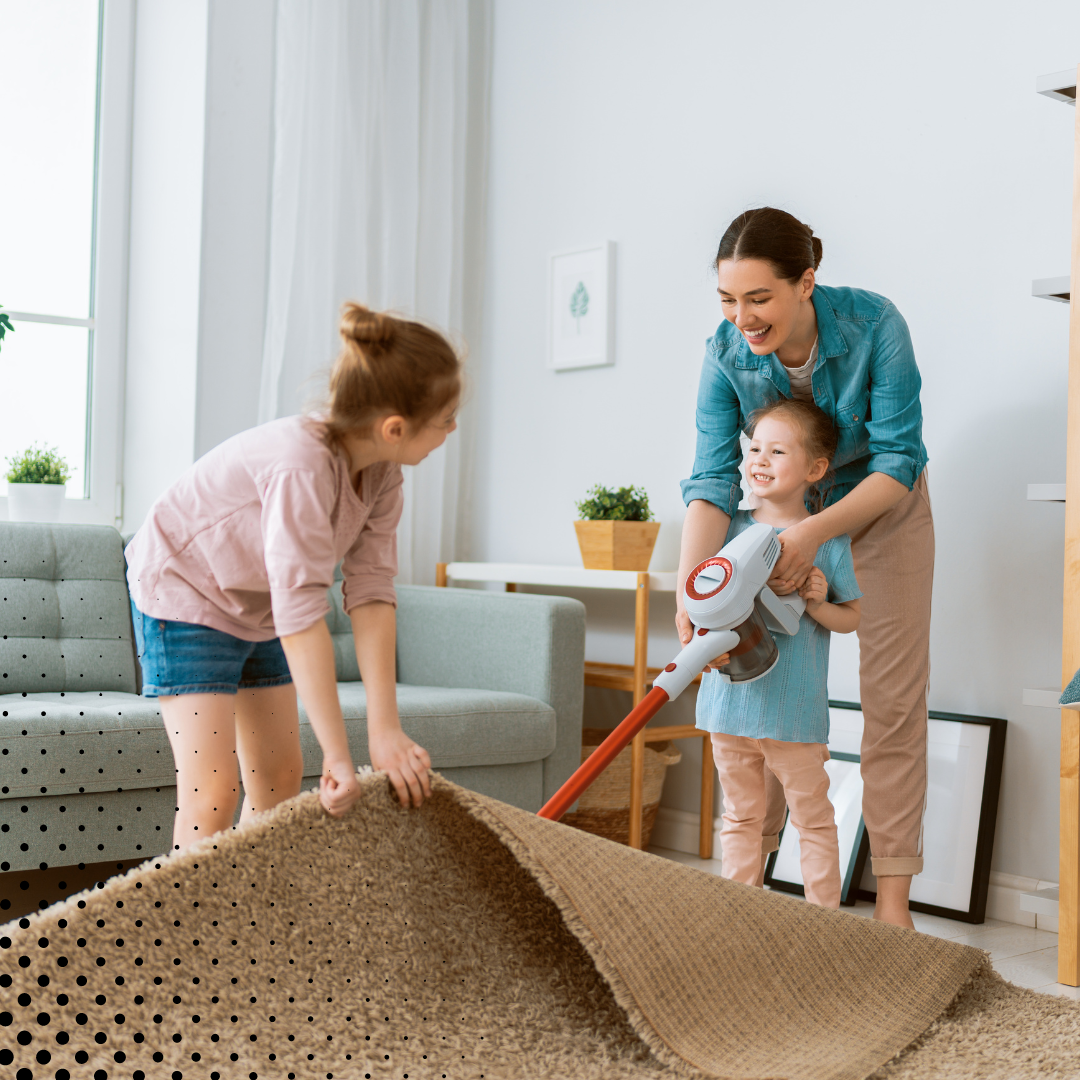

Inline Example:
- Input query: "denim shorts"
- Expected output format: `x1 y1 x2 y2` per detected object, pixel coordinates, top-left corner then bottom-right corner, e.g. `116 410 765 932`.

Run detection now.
130 601 293 697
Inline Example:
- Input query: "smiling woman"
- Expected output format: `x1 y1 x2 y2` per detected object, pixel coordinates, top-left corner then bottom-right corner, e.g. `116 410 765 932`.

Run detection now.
677 206 934 929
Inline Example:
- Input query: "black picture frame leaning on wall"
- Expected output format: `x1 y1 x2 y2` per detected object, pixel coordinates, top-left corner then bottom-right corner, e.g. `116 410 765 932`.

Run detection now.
764 702 1007 924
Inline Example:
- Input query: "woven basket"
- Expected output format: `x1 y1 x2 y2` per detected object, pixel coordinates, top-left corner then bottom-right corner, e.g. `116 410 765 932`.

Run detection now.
563 727 682 847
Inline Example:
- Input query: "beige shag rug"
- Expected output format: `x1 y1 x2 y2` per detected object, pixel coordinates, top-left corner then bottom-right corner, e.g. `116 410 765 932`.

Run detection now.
0 774 1076 1079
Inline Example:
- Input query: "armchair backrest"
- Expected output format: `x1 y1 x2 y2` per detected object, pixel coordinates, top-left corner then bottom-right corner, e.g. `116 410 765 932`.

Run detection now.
0 523 138 694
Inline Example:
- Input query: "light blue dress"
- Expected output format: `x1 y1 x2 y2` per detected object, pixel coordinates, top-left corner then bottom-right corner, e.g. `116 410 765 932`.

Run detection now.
695 510 862 745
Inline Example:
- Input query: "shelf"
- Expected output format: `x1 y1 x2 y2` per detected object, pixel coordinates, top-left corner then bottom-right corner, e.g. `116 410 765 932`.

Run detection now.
1020 886 1059 917
1028 483 1066 502
1033 276 1071 303
1037 68 1077 106
1023 687 1080 710
584 661 701 692
443 562 678 592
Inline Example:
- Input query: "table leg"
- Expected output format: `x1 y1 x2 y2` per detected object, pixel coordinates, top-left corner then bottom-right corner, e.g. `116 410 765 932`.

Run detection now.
506 583 517 592
699 733 715 860
436 563 447 588
629 731 646 849
629 572 650 848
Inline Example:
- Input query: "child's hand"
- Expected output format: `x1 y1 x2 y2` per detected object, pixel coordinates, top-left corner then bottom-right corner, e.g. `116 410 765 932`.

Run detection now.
798 567 828 608
370 727 432 808
320 756 362 818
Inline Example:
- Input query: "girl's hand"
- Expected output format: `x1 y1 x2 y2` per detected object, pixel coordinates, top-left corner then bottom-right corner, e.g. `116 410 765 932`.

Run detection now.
799 567 829 608
770 520 821 592
320 756 362 818
370 727 432 808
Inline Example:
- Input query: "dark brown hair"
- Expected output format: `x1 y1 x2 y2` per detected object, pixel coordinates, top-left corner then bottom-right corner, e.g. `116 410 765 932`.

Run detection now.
715 207 822 283
746 398 838 512
319 303 462 446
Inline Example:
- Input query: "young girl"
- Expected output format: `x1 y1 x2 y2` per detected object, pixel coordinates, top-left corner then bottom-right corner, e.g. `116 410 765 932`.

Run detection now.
125 303 461 852
695 399 861 909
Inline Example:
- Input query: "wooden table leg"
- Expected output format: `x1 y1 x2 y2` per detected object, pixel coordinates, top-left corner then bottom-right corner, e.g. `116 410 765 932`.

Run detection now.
629 572 650 849
506 582 517 592
436 563 448 588
699 732 715 860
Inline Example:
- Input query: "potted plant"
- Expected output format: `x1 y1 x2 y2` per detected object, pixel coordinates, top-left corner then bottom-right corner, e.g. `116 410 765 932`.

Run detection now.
574 484 660 570
5 445 71 523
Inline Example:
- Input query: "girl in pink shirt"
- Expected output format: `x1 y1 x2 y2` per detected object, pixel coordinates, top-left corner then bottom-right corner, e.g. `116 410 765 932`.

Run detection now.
125 304 461 852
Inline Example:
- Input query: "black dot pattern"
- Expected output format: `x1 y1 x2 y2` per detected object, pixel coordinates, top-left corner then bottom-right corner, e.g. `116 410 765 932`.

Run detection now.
0 778 667 1078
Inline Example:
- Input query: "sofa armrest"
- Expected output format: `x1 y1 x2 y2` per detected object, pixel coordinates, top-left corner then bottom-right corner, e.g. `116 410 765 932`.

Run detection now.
394 585 584 804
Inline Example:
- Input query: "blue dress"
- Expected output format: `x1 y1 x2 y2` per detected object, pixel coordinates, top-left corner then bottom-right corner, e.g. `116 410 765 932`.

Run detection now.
695 510 862 745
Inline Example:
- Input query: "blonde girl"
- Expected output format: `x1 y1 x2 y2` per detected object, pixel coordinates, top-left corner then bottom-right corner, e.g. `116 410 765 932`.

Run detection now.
696 399 861 909
125 304 460 852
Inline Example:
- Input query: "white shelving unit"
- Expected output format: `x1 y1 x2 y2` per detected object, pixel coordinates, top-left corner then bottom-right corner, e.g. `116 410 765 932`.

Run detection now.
1023 65 1079 959
1023 687 1075 709
1033 276 1071 303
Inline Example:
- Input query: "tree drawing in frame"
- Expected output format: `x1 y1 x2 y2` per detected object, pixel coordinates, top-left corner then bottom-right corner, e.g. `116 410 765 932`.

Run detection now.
569 280 589 333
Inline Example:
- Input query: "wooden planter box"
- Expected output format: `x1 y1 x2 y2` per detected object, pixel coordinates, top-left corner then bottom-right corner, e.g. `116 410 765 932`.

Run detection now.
574 520 660 571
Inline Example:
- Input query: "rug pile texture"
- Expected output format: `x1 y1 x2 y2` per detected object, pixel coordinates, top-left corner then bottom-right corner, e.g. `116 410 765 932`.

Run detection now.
1 774 1078 1079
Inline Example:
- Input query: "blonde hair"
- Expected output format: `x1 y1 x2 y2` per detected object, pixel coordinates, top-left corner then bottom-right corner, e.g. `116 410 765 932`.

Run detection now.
319 303 462 447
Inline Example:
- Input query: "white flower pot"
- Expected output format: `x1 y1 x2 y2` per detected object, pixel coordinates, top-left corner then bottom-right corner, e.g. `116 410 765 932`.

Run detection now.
7 483 67 523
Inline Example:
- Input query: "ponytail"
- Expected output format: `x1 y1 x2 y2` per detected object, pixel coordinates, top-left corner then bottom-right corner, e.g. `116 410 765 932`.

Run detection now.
319 303 462 447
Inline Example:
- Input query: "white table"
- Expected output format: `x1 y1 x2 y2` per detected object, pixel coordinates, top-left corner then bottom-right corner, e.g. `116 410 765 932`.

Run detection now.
436 561 713 856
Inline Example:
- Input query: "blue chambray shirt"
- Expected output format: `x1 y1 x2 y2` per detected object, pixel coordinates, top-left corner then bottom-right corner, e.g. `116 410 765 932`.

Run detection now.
695 511 863 744
680 284 928 514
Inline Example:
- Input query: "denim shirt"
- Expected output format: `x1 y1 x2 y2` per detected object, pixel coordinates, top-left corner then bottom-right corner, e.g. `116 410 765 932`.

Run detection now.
680 284 928 515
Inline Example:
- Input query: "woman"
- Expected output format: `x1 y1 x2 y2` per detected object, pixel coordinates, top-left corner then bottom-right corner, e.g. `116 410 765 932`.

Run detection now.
677 207 932 928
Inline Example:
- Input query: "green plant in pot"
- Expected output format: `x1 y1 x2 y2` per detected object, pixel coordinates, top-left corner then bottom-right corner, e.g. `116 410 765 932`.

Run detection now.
5 445 71 523
574 484 660 570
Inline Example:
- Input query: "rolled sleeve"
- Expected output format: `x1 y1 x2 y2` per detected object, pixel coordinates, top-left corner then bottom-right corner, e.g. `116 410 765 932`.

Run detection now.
865 305 926 489
681 345 745 514
341 465 404 613
260 470 337 637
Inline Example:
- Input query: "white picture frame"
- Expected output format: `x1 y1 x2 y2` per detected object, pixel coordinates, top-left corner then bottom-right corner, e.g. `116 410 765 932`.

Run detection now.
547 241 615 371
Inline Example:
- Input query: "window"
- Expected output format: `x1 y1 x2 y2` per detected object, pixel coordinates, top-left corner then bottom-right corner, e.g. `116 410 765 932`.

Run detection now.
0 1 103 500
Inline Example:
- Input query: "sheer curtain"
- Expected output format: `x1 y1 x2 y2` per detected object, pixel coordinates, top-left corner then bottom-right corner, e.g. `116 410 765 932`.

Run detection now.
259 0 490 583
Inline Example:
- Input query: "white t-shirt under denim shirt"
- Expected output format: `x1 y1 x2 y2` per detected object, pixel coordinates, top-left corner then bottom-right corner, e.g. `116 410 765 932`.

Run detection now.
783 337 818 403
695 509 862 745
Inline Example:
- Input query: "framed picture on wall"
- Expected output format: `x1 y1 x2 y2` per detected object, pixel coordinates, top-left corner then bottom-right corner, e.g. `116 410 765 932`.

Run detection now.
763 750 870 906
547 241 615 371
827 702 1007 923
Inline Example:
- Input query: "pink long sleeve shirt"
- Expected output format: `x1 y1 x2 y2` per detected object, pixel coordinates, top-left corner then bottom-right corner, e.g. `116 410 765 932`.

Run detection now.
126 415 403 641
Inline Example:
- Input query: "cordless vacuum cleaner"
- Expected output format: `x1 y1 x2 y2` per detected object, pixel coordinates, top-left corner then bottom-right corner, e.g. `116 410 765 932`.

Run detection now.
538 521 806 822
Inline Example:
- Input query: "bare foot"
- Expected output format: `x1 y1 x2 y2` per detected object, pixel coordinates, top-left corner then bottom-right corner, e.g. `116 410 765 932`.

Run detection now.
873 874 916 929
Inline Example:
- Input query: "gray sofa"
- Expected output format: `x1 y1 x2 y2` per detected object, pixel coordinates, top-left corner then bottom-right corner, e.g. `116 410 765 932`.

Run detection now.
0 523 584 873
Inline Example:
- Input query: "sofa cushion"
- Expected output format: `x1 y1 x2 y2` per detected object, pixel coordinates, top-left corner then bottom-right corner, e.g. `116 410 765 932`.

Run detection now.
300 684 557 770
1 684 556 799
0 523 137 694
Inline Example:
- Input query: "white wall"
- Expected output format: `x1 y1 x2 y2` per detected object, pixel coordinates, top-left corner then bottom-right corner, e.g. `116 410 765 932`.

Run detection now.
122 0 275 530
474 0 1080 883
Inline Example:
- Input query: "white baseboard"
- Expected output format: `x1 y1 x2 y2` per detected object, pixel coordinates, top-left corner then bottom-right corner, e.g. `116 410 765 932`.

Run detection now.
652 806 1059 932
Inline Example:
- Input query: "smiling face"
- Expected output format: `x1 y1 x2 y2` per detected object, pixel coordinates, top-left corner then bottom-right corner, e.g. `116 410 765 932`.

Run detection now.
716 258 815 356
745 414 828 502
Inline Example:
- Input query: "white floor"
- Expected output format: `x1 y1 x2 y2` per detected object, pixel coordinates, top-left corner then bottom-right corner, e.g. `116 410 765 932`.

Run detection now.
649 846 1077 999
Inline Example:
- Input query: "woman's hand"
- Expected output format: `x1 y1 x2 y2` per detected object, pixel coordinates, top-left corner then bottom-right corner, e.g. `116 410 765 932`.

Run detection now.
369 726 432 808
798 567 828 610
769 519 822 592
320 756 362 817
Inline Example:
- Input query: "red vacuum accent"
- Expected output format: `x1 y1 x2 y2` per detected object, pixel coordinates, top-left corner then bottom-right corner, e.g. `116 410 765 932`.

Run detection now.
537 685 671 822
685 557 733 601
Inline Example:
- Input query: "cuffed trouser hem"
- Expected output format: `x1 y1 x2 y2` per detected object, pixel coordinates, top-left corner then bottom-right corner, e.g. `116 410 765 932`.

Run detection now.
871 856 923 877
761 833 779 855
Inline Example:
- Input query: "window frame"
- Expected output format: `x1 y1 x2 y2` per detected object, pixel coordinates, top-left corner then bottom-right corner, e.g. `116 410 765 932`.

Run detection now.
0 0 134 528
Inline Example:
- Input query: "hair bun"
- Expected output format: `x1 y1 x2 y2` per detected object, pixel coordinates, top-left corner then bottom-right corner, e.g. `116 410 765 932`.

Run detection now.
340 302 396 348
810 234 823 270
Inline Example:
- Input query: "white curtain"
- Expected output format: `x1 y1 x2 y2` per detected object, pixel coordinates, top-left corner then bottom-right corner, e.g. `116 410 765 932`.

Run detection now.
259 0 490 584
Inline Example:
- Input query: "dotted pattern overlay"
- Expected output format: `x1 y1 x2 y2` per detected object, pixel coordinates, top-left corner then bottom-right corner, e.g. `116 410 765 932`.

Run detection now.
1 776 672 1079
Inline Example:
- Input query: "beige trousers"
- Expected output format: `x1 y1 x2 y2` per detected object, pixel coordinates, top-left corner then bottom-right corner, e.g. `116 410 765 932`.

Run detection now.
760 472 934 877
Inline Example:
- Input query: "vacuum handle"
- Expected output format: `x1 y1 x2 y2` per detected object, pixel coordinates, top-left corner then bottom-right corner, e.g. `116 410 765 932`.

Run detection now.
653 628 740 700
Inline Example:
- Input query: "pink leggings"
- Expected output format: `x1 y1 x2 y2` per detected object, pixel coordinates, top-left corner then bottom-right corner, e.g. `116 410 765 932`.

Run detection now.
711 733 841 909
